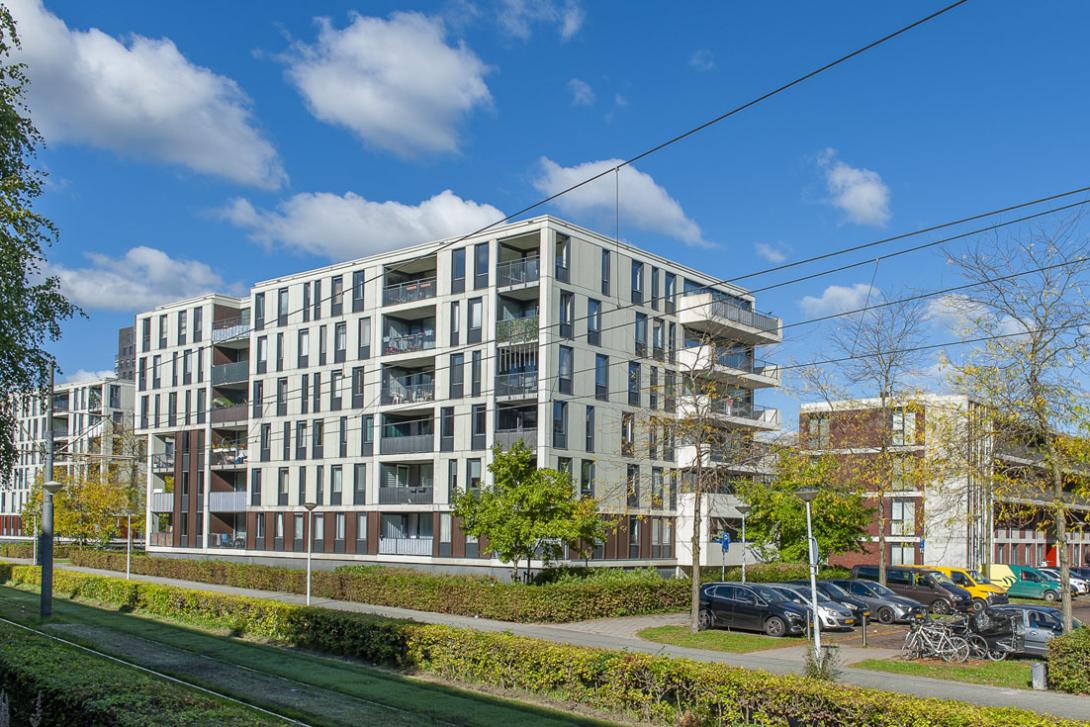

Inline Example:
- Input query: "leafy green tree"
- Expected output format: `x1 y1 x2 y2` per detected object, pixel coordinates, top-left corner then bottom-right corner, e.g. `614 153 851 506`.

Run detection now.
736 449 872 562
452 441 607 581
0 9 81 475
22 470 130 545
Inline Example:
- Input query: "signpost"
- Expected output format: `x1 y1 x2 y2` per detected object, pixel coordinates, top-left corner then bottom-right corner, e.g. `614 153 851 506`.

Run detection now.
717 532 731 580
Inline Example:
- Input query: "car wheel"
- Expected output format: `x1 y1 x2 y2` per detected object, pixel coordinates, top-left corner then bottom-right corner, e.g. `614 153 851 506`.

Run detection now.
877 606 895 625
698 609 714 631
930 599 949 615
764 616 787 637
1044 590 1059 603
970 598 987 613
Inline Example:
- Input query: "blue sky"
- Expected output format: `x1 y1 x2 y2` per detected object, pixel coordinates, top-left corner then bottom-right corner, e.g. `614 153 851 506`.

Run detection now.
13 0 1090 427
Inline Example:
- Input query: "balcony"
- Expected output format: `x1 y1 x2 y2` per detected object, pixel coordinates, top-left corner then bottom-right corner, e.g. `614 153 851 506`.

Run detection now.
210 530 247 549
209 491 247 512
496 257 540 287
710 401 780 430
679 292 782 345
151 453 174 472
381 380 434 406
383 277 437 306
495 371 538 398
149 491 174 512
210 447 248 468
211 361 249 386
676 346 781 388
212 312 250 343
379 433 433 455
378 537 433 556
383 331 435 356
494 428 537 450
210 403 248 425
378 486 435 505
148 532 173 547
496 316 538 344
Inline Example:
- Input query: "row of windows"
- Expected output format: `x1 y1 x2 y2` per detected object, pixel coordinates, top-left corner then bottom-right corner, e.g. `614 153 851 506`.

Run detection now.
141 306 204 352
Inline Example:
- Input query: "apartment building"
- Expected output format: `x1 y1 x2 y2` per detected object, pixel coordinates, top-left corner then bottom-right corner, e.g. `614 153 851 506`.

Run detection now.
800 394 1090 571
1 375 135 538
115 325 136 381
138 216 781 574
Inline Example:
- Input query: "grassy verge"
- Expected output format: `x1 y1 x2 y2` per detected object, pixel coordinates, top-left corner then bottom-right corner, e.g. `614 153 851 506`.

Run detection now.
0 585 608 727
637 625 796 653
854 657 1033 690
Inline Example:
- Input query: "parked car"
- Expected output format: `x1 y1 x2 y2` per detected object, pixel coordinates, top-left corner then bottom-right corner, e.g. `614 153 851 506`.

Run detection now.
1037 567 1089 596
850 565 973 614
987 564 1063 602
766 583 857 630
785 579 871 623
990 605 1085 657
1070 567 1090 580
699 582 809 637
905 565 1009 611
829 578 926 624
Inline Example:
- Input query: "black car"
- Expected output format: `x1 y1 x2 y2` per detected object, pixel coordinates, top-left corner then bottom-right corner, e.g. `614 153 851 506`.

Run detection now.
699 582 809 637
787 579 871 623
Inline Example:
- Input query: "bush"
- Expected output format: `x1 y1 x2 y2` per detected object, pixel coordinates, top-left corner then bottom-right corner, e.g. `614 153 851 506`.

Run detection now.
0 542 81 560
701 562 850 583
0 564 1068 727
0 617 267 725
1048 626 1090 694
68 551 690 622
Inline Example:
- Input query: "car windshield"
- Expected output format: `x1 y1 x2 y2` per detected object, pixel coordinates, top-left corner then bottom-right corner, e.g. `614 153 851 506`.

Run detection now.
750 584 786 603
769 586 806 604
792 587 832 603
968 570 991 584
821 583 851 600
860 581 897 598
928 572 957 587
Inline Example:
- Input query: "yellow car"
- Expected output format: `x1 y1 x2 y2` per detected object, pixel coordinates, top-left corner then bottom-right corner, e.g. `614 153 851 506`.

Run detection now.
907 565 1009 611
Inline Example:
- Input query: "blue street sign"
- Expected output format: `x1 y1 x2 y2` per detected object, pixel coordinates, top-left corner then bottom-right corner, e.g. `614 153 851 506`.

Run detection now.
720 532 731 553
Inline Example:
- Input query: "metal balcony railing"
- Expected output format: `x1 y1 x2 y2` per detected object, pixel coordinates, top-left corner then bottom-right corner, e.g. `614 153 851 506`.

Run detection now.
381 381 435 405
378 537 433 555
151 453 174 471
211 361 249 385
383 276 437 305
210 447 248 467
148 532 173 547
378 486 434 505
494 371 538 397
494 428 537 450
149 492 174 512
212 312 251 343
209 491 248 512
496 316 538 344
496 257 540 286
210 403 248 424
379 433 433 454
210 531 247 549
383 331 436 355
707 299 781 334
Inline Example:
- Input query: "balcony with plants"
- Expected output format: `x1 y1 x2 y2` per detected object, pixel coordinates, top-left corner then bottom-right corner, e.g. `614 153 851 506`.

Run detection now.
496 295 539 345
382 313 436 357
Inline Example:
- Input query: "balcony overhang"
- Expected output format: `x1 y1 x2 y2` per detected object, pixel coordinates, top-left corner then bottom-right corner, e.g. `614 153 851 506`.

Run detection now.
676 346 780 389
679 293 782 345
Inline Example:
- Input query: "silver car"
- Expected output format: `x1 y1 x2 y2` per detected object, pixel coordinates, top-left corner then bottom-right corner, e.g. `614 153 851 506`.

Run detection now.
991 605 1085 657
767 583 857 630
830 578 926 624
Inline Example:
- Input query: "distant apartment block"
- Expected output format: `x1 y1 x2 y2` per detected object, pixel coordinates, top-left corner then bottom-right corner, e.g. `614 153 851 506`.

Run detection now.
132 216 782 572
115 325 136 381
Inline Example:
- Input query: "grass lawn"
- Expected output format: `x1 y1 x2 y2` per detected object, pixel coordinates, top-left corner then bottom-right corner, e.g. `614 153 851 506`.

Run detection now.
854 657 1033 690
637 624 796 653
0 585 613 727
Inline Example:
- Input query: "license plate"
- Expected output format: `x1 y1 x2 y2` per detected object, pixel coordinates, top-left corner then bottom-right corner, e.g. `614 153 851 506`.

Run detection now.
845 618 855 625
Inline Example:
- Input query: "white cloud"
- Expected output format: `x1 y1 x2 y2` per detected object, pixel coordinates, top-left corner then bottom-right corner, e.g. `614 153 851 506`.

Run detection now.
532 157 709 247
817 148 891 226
689 49 715 71
221 189 504 261
284 12 491 157
799 282 879 318
567 78 595 106
8 0 285 188
497 0 584 41
927 293 1026 338
754 242 788 264
64 369 117 385
49 247 239 312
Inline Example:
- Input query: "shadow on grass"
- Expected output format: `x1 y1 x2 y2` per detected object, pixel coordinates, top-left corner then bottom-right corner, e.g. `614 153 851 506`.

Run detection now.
0 584 611 727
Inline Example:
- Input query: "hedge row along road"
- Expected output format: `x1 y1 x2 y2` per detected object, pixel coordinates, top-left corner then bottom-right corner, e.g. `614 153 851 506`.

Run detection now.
2 563 1086 725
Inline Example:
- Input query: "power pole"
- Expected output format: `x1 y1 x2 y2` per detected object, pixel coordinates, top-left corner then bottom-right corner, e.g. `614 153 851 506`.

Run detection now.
40 362 55 618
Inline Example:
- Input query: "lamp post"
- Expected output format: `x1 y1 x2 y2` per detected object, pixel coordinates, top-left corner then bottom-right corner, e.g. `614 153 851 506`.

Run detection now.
40 479 62 618
125 509 133 580
304 501 317 606
796 486 821 657
736 503 750 584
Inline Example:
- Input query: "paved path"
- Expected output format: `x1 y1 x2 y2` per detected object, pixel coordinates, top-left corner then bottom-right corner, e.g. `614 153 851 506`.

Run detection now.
25 562 1090 720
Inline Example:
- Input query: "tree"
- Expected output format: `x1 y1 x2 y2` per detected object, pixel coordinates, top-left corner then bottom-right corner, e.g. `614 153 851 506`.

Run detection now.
452 441 606 581
22 469 130 545
735 448 872 562
943 217 1090 631
0 9 81 476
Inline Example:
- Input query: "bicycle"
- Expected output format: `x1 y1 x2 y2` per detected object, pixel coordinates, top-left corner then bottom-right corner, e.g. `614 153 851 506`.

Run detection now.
901 619 970 662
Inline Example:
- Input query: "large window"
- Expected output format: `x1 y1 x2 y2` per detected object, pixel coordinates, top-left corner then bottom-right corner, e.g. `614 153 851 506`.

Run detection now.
474 242 489 289
595 354 609 401
601 249 610 295
807 415 830 449
631 260 644 304
634 313 648 355
584 405 595 452
891 499 916 536
451 248 466 293
892 409 917 446
628 361 641 407
559 292 574 338
587 298 602 346
553 401 568 449
558 346 573 394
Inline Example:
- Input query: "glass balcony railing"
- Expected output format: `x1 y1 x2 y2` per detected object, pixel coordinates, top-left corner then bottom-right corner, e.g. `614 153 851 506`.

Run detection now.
211 361 249 385
212 312 251 343
496 316 538 344
378 486 435 505
378 536 433 555
379 433 434 454
707 299 780 334
381 381 435 405
210 447 248 467
495 371 538 397
383 276 437 305
496 257 540 287
383 331 436 355
210 403 248 424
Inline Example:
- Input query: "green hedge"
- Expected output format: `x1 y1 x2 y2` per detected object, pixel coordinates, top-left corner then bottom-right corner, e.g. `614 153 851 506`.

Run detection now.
0 564 1071 727
0 617 267 725
702 562 850 583
0 542 81 560
1048 626 1090 694
68 550 691 622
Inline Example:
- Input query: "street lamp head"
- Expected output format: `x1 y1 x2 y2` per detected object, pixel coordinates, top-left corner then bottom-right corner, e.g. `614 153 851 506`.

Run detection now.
303 501 317 511
43 480 63 495
796 486 820 504
735 504 750 516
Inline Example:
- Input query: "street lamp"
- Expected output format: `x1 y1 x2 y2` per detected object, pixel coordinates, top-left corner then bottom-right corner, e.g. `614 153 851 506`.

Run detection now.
40 479 63 618
124 508 134 580
796 485 821 657
736 503 750 584
304 501 317 606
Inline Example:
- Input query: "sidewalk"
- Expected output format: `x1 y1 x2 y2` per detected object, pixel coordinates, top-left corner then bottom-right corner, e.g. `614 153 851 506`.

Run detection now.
20 561 1090 720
